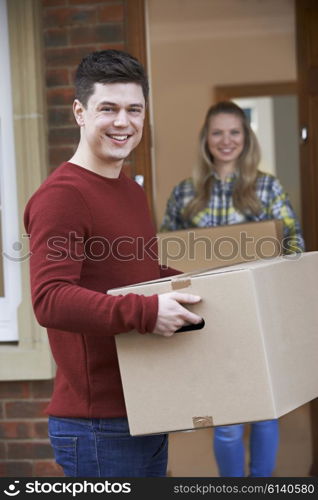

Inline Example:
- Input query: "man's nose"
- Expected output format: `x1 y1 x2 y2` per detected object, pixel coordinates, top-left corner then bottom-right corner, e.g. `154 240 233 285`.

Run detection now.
114 109 129 127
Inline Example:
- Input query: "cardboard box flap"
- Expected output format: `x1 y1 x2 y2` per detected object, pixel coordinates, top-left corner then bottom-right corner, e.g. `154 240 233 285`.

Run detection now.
109 254 292 296
158 219 284 273
109 219 285 294
108 260 246 294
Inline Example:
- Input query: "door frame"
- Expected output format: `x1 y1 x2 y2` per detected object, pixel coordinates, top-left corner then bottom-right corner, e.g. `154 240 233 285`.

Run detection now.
124 0 154 215
214 81 302 222
214 81 297 101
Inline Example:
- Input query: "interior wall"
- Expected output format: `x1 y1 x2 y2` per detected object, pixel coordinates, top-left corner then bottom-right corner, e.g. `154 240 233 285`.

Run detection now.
146 0 297 228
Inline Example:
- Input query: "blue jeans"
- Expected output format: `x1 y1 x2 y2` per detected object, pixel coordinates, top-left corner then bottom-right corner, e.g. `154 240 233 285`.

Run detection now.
213 419 279 477
48 416 168 477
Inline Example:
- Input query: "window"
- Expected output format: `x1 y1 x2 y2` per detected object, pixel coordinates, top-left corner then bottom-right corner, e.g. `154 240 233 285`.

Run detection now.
0 0 54 379
0 0 21 341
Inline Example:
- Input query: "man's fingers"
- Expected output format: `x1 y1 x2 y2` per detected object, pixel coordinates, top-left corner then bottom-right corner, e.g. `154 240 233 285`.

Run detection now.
153 291 203 337
171 292 201 304
183 311 203 324
171 292 203 323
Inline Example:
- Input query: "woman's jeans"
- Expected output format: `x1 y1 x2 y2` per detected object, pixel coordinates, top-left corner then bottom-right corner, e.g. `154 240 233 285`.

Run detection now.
213 419 279 477
48 416 168 477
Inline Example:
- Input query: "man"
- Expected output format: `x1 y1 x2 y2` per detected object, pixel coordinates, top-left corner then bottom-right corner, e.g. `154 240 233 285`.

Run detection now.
24 50 201 477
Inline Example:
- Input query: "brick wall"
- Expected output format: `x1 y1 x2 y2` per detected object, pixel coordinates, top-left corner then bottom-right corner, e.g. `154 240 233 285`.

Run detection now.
42 0 126 173
0 381 62 477
0 0 132 478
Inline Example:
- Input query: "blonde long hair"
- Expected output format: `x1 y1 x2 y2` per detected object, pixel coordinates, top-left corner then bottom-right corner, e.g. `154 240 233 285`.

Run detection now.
184 101 263 220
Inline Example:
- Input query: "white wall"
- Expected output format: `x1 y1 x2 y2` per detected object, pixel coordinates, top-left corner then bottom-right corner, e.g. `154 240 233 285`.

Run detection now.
233 96 276 176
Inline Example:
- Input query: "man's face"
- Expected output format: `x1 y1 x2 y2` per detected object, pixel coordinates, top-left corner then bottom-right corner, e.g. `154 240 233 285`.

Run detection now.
74 82 145 168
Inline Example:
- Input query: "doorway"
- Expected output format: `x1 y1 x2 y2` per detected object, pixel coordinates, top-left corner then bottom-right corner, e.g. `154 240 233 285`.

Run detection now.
214 82 301 221
146 0 313 477
146 0 298 229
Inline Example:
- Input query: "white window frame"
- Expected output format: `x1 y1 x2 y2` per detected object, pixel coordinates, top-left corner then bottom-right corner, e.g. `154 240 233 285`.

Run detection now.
0 0 54 379
0 0 21 341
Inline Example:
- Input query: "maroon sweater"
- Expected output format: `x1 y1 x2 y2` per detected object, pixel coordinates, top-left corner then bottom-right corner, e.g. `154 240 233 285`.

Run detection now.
24 162 179 418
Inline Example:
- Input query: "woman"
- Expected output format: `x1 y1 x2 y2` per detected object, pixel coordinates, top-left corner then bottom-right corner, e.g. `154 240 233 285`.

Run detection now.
161 101 304 477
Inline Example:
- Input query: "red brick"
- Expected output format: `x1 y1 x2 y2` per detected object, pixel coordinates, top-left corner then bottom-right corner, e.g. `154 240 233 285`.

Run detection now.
30 380 54 399
0 421 34 439
95 42 125 52
0 420 48 439
69 0 113 4
0 460 33 477
43 7 96 28
5 401 48 419
42 0 67 6
0 381 30 399
46 68 70 87
48 107 75 127
44 28 68 47
70 23 123 45
0 402 4 420
7 441 54 460
49 127 79 146
0 442 6 459
70 67 77 83
33 421 49 439
34 460 64 477
45 46 96 67
98 4 124 23
49 146 76 168
47 87 74 106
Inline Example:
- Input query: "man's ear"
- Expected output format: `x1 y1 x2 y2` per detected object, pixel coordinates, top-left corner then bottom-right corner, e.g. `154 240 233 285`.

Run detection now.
73 99 85 126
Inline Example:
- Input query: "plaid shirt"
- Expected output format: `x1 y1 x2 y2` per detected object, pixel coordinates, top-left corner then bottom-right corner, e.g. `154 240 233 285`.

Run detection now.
160 171 304 253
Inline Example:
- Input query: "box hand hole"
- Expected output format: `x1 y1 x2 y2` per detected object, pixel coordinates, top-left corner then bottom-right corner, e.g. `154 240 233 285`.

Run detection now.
175 318 205 333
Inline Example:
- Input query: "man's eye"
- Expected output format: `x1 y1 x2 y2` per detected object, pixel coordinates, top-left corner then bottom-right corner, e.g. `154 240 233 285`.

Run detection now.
101 107 114 112
129 108 141 113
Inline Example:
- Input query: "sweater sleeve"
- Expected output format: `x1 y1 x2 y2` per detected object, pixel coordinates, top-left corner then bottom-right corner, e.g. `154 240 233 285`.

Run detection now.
24 184 158 336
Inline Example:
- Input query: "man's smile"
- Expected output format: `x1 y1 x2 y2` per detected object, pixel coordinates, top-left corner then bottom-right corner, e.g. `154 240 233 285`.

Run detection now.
107 134 130 140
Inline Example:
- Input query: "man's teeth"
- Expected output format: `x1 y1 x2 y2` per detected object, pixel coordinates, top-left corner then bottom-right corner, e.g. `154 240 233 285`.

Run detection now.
110 135 128 141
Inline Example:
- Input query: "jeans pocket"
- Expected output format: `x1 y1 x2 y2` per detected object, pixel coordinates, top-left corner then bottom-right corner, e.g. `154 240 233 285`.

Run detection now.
49 435 77 477
152 434 168 459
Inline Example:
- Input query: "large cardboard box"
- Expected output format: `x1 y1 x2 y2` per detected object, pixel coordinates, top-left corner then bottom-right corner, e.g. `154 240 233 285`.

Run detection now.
109 252 318 436
158 219 284 272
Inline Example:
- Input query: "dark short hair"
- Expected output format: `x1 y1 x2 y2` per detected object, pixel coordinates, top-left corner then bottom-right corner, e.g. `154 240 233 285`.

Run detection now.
74 49 149 107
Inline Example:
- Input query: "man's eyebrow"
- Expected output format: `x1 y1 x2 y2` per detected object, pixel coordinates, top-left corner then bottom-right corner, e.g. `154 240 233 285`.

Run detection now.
97 101 116 107
97 101 144 108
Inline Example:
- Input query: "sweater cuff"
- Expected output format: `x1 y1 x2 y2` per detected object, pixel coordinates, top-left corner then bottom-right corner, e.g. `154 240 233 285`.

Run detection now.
142 294 159 334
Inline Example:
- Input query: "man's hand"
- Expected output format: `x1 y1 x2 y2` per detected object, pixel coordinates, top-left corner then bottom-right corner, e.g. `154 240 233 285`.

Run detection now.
152 292 202 337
